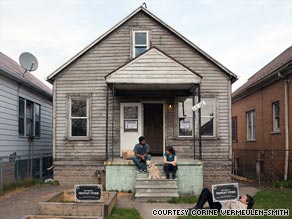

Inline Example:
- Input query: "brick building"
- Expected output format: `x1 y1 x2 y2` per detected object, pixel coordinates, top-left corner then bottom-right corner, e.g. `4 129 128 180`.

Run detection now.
232 46 292 181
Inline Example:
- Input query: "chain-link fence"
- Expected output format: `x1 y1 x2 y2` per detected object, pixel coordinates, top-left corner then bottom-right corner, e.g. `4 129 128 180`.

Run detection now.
232 149 292 187
0 153 52 192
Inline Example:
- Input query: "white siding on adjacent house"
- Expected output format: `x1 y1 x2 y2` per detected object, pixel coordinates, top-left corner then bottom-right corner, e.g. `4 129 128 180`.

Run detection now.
0 74 52 157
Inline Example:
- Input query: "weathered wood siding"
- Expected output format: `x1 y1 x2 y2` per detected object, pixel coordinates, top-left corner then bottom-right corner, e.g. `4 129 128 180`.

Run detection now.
106 48 200 84
54 11 232 186
0 74 52 157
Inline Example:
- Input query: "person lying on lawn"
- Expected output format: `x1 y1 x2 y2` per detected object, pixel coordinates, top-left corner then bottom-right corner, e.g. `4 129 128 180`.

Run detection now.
190 188 254 210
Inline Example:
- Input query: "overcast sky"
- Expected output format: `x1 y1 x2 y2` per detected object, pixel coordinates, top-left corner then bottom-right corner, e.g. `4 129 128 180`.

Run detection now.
1 0 291 91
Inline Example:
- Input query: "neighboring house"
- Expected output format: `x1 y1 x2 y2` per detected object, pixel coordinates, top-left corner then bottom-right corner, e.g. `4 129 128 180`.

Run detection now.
0 52 53 185
232 46 292 181
47 6 237 188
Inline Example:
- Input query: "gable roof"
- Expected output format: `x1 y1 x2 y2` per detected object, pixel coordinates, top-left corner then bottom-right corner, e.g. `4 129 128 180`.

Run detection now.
0 52 52 98
232 46 292 99
106 47 202 85
47 6 237 83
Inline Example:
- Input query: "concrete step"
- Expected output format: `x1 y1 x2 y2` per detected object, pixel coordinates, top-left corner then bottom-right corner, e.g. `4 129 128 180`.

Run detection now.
134 173 179 202
135 179 177 186
135 184 178 189
135 188 179 194
135 192 179 202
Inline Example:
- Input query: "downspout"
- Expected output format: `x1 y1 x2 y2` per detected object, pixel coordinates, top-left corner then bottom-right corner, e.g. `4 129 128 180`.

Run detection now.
105 85 109 160
198 84 202 160
192 84 196 159
112 84 115 161
284 78 290 180
53 80 56 160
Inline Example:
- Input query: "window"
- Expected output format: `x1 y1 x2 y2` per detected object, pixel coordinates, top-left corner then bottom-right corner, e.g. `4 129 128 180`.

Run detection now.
247 110 256 140
133 31 148 57
232 116 238 142
18 97 41 137
35 104 40 137
18 97 25 136
178 97 215 137
272 101 280 131
26 100 34 136
200 98 215 136
178 98 193 137
69 97 89 138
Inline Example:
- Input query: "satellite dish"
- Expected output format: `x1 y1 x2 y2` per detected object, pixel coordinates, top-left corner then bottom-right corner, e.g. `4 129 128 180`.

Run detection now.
19 52 38 73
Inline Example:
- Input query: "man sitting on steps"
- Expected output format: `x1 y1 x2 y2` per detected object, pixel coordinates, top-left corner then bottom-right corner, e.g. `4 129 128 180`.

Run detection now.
132 136 151 172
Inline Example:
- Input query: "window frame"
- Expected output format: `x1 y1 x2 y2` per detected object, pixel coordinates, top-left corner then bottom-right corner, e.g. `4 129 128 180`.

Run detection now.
178 98 193 137
34 103 41 137
132 30 149 58
18 97 41 138
232 116 238 142
200 97 216 137
68 96 90 140
272 101 280 132
19 97 25 136
246 110 256 141
177 97 216 138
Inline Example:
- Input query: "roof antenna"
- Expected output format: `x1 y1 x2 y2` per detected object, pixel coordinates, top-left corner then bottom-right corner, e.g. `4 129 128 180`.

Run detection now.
142 2 147 8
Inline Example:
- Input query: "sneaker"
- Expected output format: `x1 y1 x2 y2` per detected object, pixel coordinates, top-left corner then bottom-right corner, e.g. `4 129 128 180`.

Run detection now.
166 175 170 179
139 169 143 172
172 175 176 179
143 169 147 172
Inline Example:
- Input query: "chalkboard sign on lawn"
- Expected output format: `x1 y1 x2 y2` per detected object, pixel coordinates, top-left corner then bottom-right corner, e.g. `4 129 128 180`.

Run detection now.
212 183 239 202
74 184 102 202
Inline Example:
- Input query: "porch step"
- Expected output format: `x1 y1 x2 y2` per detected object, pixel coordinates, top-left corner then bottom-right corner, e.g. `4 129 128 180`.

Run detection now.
134 173 179 202
135 192 179 202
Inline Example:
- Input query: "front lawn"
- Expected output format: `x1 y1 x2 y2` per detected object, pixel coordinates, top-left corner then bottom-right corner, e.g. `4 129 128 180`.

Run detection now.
105 207 140 219
179 188 292 219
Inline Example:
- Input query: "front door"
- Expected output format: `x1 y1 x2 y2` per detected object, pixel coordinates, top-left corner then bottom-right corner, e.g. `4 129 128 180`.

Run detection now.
143 103 164 155
120 103 142 156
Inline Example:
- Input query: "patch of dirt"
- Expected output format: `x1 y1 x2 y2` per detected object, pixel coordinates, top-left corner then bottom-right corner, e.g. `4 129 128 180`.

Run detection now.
0 187 28 201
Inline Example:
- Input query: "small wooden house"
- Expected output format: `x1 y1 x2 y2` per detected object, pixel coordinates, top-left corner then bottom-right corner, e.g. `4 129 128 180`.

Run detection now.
0 52 53 185
48 6 237 189
232 46 292 181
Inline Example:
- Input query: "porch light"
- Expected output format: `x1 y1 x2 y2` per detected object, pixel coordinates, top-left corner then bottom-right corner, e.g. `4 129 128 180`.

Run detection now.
167 99 173 110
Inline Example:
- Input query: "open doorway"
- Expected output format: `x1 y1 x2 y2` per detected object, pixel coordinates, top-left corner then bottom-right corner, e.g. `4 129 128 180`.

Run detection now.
143 103 164 156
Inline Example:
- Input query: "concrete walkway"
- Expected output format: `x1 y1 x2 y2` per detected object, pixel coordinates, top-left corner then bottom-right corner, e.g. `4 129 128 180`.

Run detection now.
0 183 258 219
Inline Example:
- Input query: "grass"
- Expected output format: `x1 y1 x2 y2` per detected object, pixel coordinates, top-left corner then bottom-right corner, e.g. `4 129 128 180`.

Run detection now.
168 195 198 204
0 178 59 196
274 179 292 189
105 207 140 219
179 188 292 219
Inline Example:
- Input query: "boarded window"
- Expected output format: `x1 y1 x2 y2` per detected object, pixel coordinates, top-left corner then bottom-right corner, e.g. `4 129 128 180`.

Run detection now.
133 31 148 57
247 110 256 140
272 101 280 131
70 97 89 137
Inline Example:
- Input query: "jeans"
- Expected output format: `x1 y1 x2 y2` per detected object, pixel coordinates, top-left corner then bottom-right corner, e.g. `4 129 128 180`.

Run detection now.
196 188 222 210
163 164 178 176
132 154 151 170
